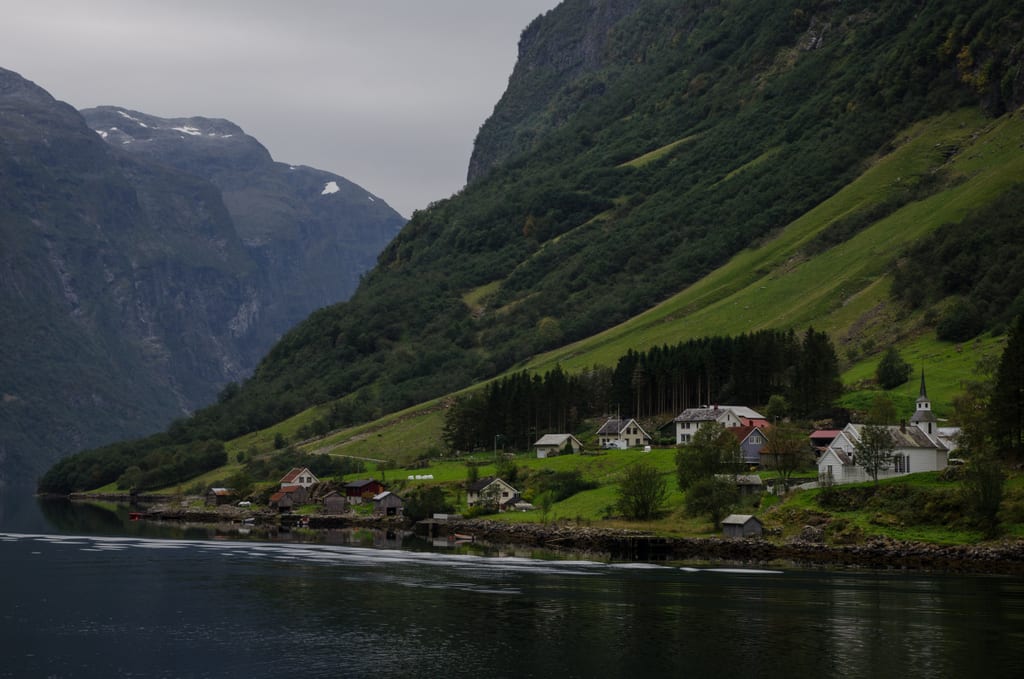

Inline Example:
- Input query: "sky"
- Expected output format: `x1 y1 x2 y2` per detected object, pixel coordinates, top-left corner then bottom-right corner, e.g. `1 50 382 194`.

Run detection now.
0 1 561 218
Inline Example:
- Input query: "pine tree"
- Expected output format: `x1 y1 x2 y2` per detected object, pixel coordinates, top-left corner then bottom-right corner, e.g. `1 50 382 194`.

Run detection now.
991 315 1024 456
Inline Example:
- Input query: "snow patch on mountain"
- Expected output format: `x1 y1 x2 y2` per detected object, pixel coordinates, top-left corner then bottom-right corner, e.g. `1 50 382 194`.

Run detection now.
322 181 340 195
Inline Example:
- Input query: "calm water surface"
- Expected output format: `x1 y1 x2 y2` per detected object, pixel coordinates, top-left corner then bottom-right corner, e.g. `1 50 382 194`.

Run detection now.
1 496 1022 678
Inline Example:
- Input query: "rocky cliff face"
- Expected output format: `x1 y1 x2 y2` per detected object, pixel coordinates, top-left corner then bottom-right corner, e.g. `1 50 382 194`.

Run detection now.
0 68 403 486
467 0 642 183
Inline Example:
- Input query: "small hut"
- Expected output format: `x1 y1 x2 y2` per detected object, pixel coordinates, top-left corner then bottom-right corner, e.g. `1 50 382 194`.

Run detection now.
206 487 234 506
721 514 763 538
372 491 403 517
322 490 347 514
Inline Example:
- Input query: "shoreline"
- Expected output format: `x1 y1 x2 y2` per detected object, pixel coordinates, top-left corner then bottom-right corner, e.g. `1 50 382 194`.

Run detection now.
58 494 1024 574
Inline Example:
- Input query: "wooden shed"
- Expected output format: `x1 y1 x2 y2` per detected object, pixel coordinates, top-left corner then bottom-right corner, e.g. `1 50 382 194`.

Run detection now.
721 514 763 538
372 491 403 517
322 490 347 514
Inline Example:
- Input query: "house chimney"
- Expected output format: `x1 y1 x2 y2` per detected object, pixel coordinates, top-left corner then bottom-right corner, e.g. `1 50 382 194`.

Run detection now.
900 419 906 433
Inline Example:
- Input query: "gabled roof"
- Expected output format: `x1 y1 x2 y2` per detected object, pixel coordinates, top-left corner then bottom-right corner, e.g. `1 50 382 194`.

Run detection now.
208 487 232 496
269 491 292 503
280 467 317 484
373 491 401 502
279 484 302 494
729 424 768 444
596 418 649 437
810 429 841 439
534 433 582 447
721 514 761 526
345 479 380 489
673 405 764 423
467 476 517 494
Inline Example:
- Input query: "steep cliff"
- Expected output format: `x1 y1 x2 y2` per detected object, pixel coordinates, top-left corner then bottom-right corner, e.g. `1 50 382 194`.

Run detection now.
0 68 402 486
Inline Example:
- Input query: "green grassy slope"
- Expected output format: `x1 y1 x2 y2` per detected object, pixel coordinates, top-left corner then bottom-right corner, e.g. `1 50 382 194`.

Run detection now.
525 108 1023 373
191 107 1020 475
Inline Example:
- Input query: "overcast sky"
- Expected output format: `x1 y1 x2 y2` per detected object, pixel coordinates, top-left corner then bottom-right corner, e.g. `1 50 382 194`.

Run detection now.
0 1 560 217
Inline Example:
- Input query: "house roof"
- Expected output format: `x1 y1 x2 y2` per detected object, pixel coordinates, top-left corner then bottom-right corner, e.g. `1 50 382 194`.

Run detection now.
730 424 768 444
208 487 232 496
910 408 938 424
280 467 316 484
345 479 380 489
534 433 581 447
373 491 400 502
596 418 650 437
674 405 764 423
323 490 343 499
467 476 517 494
280 484 302 494
721 514 761 526
269 491 292 503
810 430 841 439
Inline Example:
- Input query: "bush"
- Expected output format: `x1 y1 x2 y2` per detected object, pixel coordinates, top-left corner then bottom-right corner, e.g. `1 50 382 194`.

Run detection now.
875 347 912 390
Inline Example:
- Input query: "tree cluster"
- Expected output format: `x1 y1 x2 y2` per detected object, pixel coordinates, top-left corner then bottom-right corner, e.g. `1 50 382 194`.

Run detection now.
612 328 842 420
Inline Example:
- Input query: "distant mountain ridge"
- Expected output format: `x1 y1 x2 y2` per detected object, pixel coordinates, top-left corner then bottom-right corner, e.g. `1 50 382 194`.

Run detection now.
0 68 403 486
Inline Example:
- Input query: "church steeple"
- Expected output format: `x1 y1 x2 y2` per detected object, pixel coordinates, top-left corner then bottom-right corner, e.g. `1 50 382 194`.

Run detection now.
916 368 930 410
911 367 936 434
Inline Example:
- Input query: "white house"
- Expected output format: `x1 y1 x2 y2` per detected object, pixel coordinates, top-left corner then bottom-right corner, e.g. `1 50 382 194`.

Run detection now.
467 477 519 509
279 467 319 489
596 418 651 449
818 375 948 485
533 433 584 458
673 405 766 444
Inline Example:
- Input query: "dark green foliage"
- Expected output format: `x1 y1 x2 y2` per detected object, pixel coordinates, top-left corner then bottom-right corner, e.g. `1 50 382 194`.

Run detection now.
676 422 740 491
893 184 1024 336
684 477 739 525
523 469 597 502
854 425 896 483
990 316 1024 455
402 486 454 523
816 483 968 527
615 463 668 520
613 328 841 419
962 453 1006 536
240 450 364 484
443 365 610 453
876 347 913 390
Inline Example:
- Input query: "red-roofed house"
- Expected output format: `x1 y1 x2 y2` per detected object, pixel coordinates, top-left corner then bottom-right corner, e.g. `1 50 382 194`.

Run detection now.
729 425 770 465
279 467 319 489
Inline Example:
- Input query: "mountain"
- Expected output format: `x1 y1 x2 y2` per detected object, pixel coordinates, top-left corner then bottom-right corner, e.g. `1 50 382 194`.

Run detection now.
0 68 403 487
40 0 1024 492
80 107 403 333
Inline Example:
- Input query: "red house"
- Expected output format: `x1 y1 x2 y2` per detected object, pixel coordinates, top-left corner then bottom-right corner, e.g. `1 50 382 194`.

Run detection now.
345 479 385 504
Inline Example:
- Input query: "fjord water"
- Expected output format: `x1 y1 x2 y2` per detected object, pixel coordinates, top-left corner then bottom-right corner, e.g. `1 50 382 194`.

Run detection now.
2 498 1022 678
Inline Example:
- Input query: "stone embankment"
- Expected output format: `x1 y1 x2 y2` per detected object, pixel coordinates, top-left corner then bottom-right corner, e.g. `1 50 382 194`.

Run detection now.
433 519 1024 574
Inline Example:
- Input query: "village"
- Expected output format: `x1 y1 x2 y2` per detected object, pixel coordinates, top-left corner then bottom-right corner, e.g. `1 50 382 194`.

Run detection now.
192 370 959 541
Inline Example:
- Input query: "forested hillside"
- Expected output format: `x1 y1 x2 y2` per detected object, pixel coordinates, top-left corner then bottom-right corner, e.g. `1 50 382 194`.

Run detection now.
40 0 1024 492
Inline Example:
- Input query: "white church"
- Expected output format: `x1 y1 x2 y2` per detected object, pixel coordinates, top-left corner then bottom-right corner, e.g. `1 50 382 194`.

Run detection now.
818 371 956 485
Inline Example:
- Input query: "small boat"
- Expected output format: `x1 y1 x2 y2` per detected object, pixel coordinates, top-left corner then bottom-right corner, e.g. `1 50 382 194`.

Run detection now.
450 532 475 542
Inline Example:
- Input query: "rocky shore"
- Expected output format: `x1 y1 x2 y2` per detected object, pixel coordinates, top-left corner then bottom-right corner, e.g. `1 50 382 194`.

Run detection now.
431 519 1024 575
64 495 1024 574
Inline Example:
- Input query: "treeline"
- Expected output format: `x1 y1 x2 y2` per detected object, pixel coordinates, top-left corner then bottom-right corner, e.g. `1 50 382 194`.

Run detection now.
443 329 842 452
39 438 225 495
611 328 842 420
442 365 613 453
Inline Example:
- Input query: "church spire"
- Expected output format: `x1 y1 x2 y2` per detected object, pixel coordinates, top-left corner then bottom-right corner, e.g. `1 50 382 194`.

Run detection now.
911 367 936 434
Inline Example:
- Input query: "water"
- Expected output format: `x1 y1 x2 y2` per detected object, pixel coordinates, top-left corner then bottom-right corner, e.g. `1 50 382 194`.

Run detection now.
2 497 1023 678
